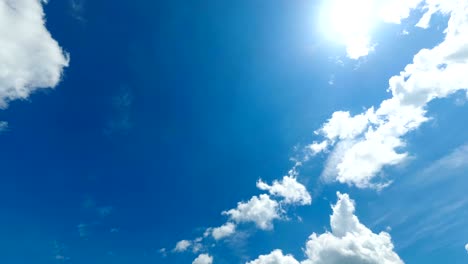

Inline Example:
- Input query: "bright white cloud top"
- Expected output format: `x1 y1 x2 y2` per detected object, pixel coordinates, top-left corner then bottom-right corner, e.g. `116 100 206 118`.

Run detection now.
465 243 468 253
313 0 468 188
211 222 236 240
246 249 300 264
173 239 191 252
302 193 403 264
247 193 403 264
0 0 69 108
223 194 281 230
192 254 213 264
257 172 312 205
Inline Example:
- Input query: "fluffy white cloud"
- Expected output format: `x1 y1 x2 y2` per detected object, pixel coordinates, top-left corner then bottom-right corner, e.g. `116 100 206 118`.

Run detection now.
173 240 191 252
246 250 300 264
223 194 281 230
248 193 403 264
315 1 468 188
211 222 236 240
319 110 374 141
378 0 424 24
257 175 311 205
0 0 69 108
192 254 213 264
302 193 403 264
465 243 468 253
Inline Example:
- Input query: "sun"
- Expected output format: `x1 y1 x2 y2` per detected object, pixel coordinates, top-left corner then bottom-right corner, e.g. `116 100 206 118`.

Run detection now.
320 0 378 58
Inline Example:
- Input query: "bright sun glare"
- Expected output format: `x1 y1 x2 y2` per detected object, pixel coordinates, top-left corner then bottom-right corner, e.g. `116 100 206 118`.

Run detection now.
321 0 378 58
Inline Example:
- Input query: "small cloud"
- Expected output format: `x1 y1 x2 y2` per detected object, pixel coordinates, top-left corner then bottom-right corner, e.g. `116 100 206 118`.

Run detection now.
81 196 95 209
77 223 88 238
69 0 86 22
401 29 409 35
104 86 133 136
173 240 191 252
222 194 280 230
192 254 213 264
98 206 113 217
110 228 120 233
211 222 236 240
0 121 8 132
55 255 70 262
465 243 468 253
328 74 335 86
53 241 70 262
159 248 167 257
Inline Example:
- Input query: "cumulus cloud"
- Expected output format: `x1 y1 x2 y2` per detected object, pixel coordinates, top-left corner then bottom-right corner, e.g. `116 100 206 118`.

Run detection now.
257 174 311 205
192 254 213 264
223 194 281 230
172 176 312 257
0 0 69 108
246 249 300 264
313 1 468 188
173 240 191 252
302 193 403 264
211 222 236 240
248 193 403 264
465 243 468 253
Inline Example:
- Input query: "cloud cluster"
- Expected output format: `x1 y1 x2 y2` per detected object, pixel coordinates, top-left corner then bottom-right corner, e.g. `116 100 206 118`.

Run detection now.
301 193 403 264
247 193 403 264
0 0 69 108
312 0 468 188
172 173 311 257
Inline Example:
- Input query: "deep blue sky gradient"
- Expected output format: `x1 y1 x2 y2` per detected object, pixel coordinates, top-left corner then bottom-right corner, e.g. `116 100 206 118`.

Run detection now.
0 0 467 263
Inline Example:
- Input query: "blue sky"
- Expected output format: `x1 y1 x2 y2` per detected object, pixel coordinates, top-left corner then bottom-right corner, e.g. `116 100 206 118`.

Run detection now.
0 0 467 263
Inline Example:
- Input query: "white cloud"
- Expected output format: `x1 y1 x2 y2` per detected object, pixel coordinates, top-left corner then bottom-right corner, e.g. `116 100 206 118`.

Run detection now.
248 193 403 264
378 0 424 24
302 193 403 264
257 175 311 206
211 222 236 240
223 194 281 230
319 110 375 141
308 141 328 156
465 243 468 253
314 1 468 188
173 240 191 252
0 0 69 108
192 254 213 264
246 249 300 264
